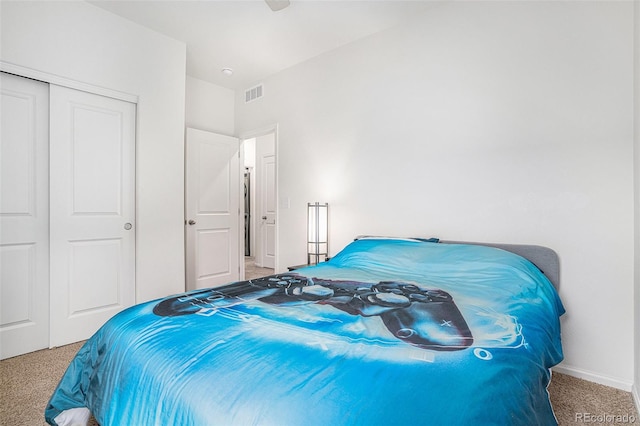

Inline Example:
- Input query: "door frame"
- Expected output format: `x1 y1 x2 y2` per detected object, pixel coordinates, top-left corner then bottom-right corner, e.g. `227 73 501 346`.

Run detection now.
0 61 138 104
239 124 279 277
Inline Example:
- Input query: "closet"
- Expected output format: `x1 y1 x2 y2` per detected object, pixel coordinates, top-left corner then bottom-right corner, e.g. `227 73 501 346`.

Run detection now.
0 72 136 359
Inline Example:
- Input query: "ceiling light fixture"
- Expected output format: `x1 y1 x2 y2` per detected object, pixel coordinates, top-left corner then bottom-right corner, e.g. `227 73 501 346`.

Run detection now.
221 68 234 76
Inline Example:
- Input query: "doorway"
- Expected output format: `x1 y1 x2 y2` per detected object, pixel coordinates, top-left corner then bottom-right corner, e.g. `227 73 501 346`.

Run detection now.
242 129 277 279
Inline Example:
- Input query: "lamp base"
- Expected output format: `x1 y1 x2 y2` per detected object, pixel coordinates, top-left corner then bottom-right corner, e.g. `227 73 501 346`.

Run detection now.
307 255 329 266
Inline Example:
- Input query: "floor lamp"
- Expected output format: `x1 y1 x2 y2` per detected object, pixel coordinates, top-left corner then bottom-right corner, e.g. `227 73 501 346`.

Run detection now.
307 202 328 265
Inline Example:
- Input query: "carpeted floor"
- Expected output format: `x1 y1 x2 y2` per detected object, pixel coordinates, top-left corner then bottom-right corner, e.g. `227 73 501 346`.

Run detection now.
1 340 637 426
0 341 92 426
244 256 274 280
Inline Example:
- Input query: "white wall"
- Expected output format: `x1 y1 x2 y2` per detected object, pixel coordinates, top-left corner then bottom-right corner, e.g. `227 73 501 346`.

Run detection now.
236 1 636 389
185 76 235 136
1 1 187 302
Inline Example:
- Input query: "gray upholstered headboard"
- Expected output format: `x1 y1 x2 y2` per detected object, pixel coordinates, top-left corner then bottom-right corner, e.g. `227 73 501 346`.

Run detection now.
440 240 560 290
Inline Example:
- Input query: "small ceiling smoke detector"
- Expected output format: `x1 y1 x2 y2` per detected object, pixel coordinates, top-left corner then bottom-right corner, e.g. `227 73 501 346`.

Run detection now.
221 68 234 76
265 0 290 12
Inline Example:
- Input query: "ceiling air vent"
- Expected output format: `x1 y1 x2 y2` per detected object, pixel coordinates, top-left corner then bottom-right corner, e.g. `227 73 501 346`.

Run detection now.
245 84 263 103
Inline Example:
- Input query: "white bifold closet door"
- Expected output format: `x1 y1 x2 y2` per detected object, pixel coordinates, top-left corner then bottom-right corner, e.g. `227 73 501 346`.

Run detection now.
0 73 136 358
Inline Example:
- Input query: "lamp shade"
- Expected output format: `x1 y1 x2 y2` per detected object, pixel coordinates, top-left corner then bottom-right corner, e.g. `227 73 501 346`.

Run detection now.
307 202 328 264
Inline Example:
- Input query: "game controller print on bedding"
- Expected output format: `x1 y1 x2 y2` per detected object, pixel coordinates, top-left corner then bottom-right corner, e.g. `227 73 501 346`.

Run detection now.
153 273 524 357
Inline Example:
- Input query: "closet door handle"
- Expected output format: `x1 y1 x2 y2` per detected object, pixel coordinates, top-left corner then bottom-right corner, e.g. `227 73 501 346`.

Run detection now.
188 220 196 225
124 223 133 230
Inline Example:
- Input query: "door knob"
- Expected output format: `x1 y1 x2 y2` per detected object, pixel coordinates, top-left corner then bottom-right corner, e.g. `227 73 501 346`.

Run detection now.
262 216 267 220
188 219 196 225
124 223 132 230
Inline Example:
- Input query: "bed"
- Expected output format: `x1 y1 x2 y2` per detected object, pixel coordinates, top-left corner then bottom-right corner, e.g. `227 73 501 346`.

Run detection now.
46 237 565 426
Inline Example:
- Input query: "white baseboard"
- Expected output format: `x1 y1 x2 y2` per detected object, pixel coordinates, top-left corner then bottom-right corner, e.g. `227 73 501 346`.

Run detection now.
633 384 640 415
552 365 634 392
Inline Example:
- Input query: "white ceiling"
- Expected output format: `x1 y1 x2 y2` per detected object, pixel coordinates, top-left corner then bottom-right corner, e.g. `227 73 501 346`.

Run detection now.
89 0 437 90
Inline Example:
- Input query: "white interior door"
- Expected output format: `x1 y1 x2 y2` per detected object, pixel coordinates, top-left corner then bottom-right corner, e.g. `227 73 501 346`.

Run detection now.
185 128 240 290
49 85 136 347
0 72 50 359
256 133 276 269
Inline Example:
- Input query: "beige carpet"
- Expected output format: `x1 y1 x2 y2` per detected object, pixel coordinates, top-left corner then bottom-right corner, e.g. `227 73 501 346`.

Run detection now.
1 341 637 426
0 342 95 426
549 372 638 425
244 256 274 280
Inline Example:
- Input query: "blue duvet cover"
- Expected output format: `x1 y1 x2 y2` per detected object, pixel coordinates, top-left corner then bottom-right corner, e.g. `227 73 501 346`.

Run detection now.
46 238 564 426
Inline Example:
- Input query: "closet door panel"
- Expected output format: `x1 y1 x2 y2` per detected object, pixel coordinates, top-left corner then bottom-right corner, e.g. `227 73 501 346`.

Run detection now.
0 72 50 359
49 85 136 347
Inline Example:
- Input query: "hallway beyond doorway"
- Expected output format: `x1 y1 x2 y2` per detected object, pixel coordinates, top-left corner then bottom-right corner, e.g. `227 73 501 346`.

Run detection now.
245 256 274 280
